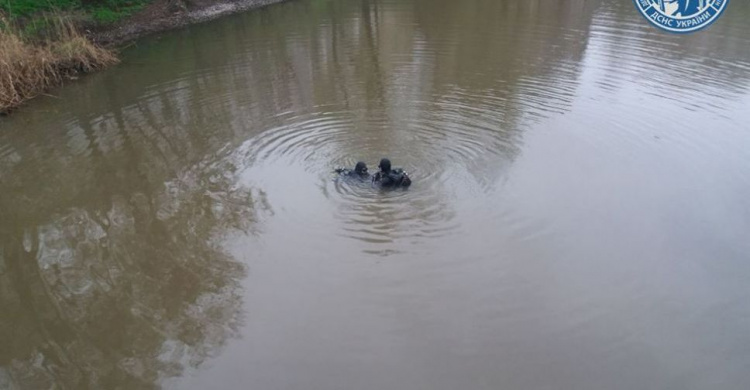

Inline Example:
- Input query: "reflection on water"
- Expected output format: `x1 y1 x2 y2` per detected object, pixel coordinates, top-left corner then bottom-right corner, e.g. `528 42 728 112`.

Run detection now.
0 60 268 386
0 141 263 388
2 0 750 389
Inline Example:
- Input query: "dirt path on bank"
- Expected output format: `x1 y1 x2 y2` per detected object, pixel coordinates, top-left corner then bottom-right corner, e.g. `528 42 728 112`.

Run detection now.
90 0 290 47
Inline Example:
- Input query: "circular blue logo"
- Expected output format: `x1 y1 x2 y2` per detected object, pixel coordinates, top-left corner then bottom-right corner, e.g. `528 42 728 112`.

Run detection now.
633 0 729 33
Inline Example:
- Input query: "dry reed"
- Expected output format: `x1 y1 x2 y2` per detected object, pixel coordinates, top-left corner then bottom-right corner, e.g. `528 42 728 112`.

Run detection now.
0 14 118 113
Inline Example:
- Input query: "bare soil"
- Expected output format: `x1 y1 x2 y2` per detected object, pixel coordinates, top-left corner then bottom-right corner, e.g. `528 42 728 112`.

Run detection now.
89 0 289 47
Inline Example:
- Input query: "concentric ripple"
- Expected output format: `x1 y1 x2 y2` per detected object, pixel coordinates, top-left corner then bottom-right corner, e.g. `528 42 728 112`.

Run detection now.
229 108 481 249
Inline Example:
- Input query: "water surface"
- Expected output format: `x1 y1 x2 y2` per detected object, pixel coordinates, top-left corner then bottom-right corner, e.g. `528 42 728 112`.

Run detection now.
2 0 750 389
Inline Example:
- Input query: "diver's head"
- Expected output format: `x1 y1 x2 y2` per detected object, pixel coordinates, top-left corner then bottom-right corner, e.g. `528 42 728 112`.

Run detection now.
378 158 391 173
355 161 368 174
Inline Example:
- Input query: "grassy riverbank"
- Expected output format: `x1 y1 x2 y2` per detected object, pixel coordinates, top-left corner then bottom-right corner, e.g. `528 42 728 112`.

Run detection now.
0 15 117 113
1 0 287 114
0 1 135 113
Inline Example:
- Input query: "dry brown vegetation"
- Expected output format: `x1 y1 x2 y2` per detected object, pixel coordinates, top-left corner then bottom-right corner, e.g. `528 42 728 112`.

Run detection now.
0 15 118 113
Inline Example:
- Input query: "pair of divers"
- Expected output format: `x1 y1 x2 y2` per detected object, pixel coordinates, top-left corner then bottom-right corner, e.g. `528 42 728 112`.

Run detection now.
335 158 412 188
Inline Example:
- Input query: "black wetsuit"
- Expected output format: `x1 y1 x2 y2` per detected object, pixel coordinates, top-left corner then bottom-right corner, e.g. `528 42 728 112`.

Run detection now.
372 158 411 188
373 169 411 188
335 162 370 181
336 169 371 180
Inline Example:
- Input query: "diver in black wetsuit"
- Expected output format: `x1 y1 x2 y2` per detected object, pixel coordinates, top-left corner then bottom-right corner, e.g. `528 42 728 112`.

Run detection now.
373 158 412 188
335 161 370 180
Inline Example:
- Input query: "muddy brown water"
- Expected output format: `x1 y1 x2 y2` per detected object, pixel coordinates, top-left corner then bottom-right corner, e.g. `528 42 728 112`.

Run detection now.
2 0 750 389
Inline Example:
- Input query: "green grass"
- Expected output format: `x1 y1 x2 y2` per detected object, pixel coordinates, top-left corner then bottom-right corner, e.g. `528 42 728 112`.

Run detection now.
1 0 150 24
1 0 79 17
89 2 147 24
